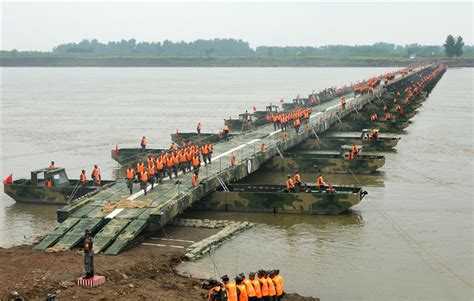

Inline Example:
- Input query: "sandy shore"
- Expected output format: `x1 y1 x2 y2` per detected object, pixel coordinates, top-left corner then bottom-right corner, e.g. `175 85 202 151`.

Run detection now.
1 226 318 300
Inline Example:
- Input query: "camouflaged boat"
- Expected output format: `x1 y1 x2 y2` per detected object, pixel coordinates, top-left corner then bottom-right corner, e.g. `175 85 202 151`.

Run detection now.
299 129 400 151
111 148 164 165
194 183 367 215
330 119 411 133
171 132 233 145
3 168 115 205
263 149 385 174
225 112 266 132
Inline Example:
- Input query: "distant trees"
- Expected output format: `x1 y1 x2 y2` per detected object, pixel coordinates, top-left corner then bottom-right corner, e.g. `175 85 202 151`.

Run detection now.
50 38 471 58
53 38 254 57
444 35 464 57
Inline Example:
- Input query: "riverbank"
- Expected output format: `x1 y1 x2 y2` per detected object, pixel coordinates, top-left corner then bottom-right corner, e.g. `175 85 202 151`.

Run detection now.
0 226 318 300
1 55 473 67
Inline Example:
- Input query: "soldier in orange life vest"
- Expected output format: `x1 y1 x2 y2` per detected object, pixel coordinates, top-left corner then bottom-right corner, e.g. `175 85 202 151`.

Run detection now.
271 270 285 301
140 170 148 195
91 165 101 185
264 271 277 301
136 162 144 180
80 170 87 186
351 144 359 156
140 136 147 150
83 229 94 278
48 161 56 168
206 144 213 163
242 273 257 301
201 144 210 165
286 175 294 192
293 171 301 193
207 279 226 301
316 174 325 192
45 177 53 187
192 171 199 187
147 163 155 190
223 124 230 141
258 270 270 301
126 167 135 194
248 272 262 301
222 275 237 301
236 276 248 301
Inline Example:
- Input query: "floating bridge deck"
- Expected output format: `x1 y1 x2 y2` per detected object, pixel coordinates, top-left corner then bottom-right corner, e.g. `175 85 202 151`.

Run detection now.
35 66 430 255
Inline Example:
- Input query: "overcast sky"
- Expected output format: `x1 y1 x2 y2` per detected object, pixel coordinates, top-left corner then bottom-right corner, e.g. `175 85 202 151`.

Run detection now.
2 1 473 51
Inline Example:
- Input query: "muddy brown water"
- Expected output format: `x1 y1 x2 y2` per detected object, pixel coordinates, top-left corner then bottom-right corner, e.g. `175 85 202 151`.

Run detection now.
1 67 472 300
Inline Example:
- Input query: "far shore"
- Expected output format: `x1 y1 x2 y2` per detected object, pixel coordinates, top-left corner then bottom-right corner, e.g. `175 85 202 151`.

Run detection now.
1 56 473 67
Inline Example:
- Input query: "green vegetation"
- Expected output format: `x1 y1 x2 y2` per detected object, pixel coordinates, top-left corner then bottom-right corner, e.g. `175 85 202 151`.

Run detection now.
1 37 473 67
444 35 464 57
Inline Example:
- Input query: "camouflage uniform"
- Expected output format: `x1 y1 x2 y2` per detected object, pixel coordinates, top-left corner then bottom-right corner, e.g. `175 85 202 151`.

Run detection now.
83 233 94 278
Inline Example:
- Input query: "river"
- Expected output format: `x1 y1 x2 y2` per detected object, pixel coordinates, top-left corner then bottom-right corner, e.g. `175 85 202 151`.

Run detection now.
1 67 473 300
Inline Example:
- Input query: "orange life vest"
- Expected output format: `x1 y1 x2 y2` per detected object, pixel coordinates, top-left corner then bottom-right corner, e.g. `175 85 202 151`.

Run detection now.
286 179 294 190
207 287 221 301
140 171 148 182
141 138 147 145
192 156 200 168
92 168 100 178
294 174 301 184
266 278 276 296
148 166 155 175
46 179 52 187
243 279 256 297
237 284 248 301
316 176 324 187
155 159 164 170
226 283 238 301
223 125 230 132
202 146 209 155
126 168 135 180
251 278 262 298
136 162 144 173
258 277 269 296
273 275 284 296
80 173 86 184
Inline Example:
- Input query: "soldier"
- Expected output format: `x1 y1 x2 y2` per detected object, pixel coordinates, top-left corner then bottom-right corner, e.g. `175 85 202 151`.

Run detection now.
222 274 237 301
91 165 101 185
197 122 202 134
83 229 94 278
271 270 284 301
140 136 147 150
249 272 262 301
192 171 199 188
48 161 56 168
293 172 301 193
236 276 248 301
80 170 87 195
316 174 325 192
207 279 226 301
257 270 269 301
286 175 294 193
126 167 135 194
264 271 277 301
223 124 230 141
45 177 53 187
140 170 148 195
242 273 257 301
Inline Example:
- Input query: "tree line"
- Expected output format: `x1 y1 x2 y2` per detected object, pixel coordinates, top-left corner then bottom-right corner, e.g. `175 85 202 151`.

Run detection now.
6 36 472 58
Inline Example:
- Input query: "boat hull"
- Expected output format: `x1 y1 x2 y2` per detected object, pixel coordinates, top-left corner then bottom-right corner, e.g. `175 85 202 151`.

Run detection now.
194 184 364 215
299 136 400 151
263 153 385 174
4 180 115 205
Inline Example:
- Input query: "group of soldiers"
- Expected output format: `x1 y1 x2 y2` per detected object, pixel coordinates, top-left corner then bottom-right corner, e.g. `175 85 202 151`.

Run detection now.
207 270 285 301
126 141 214 195
266 107 312 133
285 172 335 193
